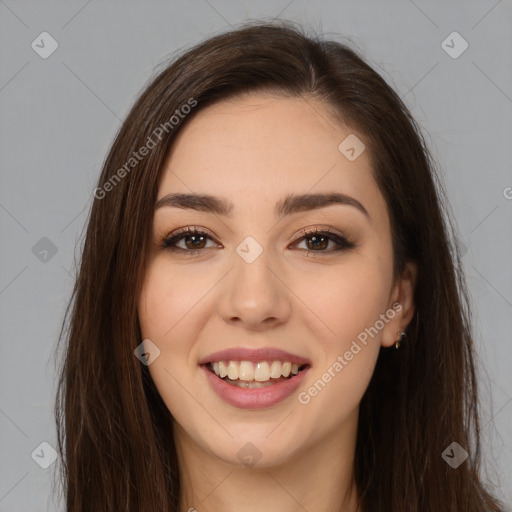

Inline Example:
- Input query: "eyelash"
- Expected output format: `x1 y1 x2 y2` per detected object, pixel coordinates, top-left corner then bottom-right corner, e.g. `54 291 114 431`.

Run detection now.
160 226 356 256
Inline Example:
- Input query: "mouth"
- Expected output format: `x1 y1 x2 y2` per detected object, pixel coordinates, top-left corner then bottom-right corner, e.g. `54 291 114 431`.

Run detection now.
202 360 310 388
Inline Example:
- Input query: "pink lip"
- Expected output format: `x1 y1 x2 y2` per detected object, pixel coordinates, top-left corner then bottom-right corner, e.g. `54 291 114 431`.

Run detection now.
198 347 311 365
200 364 310 409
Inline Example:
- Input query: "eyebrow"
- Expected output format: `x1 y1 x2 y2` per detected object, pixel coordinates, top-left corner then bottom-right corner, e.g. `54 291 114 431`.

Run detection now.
154 192 370 219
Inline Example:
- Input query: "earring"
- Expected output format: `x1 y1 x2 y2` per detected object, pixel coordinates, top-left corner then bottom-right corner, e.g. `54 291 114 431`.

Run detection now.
395 331 406 349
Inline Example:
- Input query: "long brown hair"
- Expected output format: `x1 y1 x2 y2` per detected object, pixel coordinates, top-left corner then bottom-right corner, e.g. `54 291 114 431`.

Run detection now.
54 20 505 511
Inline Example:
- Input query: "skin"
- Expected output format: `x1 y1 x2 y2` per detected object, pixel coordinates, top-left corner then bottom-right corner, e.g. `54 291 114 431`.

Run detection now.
137 93 417 512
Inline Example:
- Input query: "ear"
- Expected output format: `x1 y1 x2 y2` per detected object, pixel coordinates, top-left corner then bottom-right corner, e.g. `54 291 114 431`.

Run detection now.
381 261 417 348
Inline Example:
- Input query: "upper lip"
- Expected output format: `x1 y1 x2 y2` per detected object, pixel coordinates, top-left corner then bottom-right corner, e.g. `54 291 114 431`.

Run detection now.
198 347 311 366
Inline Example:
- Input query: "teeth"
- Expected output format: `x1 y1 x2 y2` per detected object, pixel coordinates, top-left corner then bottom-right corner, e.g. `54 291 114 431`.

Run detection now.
227 361 238 380
254 361 270 381
224 378 276 389
208 360 304 382
219 361 228 378
239 361 255 381
270 361 282 378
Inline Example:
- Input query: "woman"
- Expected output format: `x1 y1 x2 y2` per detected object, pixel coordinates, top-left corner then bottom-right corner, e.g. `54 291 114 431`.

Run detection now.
54 21 505 511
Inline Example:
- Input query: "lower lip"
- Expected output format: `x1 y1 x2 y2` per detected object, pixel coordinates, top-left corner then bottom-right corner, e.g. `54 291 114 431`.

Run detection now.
200 364 310 410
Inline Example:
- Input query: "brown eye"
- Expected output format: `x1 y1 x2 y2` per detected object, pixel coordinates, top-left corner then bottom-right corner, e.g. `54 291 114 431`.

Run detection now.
161 226 355 256
294 229 355 254
305 234 329 251
162 228 219 253
182 233 207 250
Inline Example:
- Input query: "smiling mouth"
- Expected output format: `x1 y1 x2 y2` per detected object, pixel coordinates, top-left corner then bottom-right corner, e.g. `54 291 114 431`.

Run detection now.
204 361 310 389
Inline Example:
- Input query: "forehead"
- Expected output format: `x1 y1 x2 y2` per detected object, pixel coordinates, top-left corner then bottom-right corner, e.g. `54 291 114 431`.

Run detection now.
158 94 385 222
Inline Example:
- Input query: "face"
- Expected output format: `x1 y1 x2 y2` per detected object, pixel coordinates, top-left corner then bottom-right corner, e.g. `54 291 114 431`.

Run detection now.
137 93 416 469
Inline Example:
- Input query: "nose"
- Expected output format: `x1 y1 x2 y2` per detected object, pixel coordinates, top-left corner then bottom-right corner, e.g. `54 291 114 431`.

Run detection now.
217 249 292 332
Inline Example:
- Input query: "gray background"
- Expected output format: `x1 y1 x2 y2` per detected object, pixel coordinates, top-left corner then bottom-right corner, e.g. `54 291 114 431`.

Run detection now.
1 1 511 510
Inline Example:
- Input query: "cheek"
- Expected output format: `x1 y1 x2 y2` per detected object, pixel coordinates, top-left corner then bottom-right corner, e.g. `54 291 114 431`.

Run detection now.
293 257 393 346
137 263 208 421
291 255 392 411
137 261 208 410
138 260 208 339
293 266 389 431
295 340 379 440
296 250 393 422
